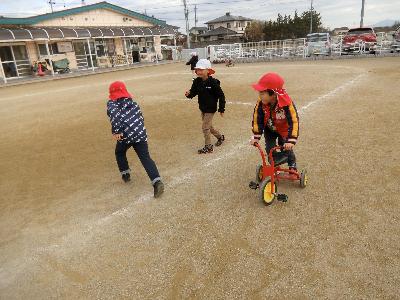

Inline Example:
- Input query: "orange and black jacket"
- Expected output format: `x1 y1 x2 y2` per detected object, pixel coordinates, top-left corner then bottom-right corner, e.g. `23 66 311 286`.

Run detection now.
252 99 299 144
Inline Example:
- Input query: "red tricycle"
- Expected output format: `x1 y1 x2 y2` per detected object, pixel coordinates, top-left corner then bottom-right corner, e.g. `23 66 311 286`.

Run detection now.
249 143 308 205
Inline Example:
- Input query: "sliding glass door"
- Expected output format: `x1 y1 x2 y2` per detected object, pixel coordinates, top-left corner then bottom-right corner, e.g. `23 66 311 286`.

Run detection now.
0 45 30 79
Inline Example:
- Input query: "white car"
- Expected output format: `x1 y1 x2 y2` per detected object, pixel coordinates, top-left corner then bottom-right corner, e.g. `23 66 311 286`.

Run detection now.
391 26 400 53
306 33 331 56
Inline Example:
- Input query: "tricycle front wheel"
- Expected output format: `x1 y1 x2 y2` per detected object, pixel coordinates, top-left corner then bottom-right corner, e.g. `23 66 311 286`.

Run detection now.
259 179 277 206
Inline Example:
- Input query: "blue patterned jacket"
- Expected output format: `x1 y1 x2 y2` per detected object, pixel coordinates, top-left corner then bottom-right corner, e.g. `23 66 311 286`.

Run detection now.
107 97 147 144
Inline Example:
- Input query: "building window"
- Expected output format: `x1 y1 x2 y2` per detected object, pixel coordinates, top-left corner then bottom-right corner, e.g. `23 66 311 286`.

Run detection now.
227 23 231 28
209 25 214 30
37 43 59 56
0 46 14 61
50 44 60 55
38 44 48 56
12 45 28 60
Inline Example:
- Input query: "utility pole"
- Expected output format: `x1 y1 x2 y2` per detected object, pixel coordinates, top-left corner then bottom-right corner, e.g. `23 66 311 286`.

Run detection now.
360 0 365 27
194 5 198 42
182 0 191 48
309 0 313 33
49 1 56 13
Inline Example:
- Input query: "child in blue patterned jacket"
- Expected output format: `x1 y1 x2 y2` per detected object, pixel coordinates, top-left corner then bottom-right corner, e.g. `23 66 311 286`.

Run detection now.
107 81 164 198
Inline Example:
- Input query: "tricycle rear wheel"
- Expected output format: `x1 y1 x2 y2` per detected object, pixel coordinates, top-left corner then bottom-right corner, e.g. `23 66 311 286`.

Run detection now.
256 164 263 183
300 170 308 188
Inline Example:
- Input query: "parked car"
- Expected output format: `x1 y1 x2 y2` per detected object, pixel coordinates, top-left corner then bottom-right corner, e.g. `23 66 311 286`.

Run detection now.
306 33 331 56
342 27 377 54
391 26 400 53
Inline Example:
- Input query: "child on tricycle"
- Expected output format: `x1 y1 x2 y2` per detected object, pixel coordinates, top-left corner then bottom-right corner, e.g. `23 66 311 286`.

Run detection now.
249 72 307 205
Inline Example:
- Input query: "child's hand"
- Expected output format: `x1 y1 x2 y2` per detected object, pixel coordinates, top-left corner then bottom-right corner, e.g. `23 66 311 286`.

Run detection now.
113 133 123 141
185 91 190 97
283 143 294 150
249 138 258 146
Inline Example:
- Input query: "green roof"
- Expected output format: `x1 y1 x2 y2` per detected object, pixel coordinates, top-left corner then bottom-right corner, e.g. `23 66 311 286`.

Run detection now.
0 1 167 26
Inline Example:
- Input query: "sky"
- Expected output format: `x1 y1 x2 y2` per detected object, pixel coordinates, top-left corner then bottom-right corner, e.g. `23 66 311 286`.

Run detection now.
0 0 399 31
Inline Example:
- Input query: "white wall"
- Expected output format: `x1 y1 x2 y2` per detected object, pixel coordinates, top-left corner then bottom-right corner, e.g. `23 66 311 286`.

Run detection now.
181 48 208 61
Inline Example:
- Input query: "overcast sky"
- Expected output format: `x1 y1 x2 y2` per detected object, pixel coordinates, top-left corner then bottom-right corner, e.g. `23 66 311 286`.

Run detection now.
1 0 399 30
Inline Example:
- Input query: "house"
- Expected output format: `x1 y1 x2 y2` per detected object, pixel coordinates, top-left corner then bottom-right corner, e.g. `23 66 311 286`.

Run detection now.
189 27 207 36
198 27 241 42
205 12 252 35
333 27 349 36
0 1 177 81
189 26 207 42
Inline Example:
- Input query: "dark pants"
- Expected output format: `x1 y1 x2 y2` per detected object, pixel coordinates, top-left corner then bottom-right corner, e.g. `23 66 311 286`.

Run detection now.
115 141 161 185
264 129 296 168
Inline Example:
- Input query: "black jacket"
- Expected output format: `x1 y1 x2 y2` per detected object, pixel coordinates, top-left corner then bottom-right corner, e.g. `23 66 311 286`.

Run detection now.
186 76 226 113
186 56 199 70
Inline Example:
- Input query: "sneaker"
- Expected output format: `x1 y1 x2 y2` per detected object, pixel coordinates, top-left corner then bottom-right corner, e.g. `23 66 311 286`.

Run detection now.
153 180 164 198
198 144 213 154
122 173 131 183
215 135 225 147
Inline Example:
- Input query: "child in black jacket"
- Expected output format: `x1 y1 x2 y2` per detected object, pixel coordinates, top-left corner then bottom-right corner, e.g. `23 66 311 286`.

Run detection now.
185 52 199 79
185 59 226 154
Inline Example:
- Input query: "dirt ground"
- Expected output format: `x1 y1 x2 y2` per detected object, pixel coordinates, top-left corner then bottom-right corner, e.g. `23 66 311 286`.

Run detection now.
0 57 399 299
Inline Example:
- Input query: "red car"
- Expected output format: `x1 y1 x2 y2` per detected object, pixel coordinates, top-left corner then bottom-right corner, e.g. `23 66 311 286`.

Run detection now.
342 27 377 53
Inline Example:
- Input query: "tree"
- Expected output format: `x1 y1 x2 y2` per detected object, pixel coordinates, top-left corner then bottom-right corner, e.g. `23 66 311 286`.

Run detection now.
245 20 265 42
247 9 326 42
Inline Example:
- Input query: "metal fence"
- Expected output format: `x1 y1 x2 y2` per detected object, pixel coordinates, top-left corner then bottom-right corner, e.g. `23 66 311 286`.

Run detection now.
208 38 307 62
182 32 399 63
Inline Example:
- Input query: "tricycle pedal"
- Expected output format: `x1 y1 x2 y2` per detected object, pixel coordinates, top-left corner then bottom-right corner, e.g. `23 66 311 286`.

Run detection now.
277 194 288 202
249 181 259 190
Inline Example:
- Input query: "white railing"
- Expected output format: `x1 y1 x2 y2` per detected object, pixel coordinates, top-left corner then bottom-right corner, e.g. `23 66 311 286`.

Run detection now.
207 39 307 62
180 33 398 62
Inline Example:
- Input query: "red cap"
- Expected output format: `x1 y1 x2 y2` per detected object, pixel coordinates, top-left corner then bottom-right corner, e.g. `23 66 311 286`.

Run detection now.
109 81 132 101
251 73 284 91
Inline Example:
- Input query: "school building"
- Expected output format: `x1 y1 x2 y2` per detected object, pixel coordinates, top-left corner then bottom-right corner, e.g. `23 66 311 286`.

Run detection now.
0 1 178 83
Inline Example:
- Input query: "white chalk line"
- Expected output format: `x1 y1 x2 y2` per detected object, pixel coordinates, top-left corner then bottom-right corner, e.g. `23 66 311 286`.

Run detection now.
298 73 366 114
1 68 368 287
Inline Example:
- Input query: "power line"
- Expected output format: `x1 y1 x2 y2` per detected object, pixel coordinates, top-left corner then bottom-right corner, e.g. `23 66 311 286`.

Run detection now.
1 0 306 17
147 0 306 16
